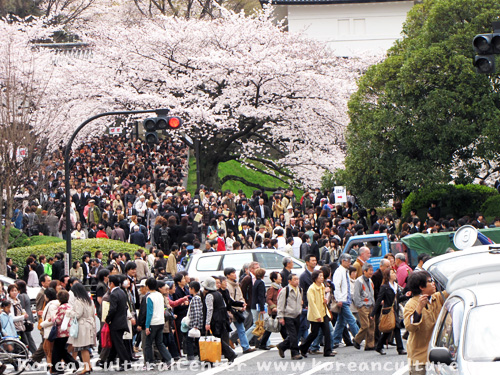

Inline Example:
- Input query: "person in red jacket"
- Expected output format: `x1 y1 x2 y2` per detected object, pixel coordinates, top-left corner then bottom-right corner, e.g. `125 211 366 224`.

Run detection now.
217 230 226 251
95 224 109 239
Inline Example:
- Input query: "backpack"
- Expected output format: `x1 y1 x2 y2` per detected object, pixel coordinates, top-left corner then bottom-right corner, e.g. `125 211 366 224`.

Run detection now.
320 246 330 265
160 226 170 246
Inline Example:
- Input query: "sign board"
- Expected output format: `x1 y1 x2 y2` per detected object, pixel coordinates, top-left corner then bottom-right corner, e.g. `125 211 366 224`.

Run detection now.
109 126 123 135
334 186 347 203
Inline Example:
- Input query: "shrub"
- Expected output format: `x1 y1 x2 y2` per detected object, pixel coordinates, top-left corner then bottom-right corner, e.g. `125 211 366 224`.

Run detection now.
402 184 498 220
7 239 145 279
26 236 64 247
481 195 500 221
7 227 30 249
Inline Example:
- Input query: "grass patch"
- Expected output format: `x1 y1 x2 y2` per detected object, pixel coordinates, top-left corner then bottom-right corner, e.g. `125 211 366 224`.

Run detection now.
187 152 303 197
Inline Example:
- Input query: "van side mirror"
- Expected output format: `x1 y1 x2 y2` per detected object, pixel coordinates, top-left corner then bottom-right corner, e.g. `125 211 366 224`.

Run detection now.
429 347 453 366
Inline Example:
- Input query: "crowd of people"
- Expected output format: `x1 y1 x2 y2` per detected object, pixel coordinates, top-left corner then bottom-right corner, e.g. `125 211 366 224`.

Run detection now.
5 133 493 374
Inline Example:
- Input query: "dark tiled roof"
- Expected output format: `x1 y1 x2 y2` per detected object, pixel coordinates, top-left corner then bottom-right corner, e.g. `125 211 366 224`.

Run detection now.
263 0 410 5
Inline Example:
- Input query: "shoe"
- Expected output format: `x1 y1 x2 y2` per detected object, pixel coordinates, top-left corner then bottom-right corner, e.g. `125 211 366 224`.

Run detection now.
229 340 235 350
332 344 339 349
364 347 375 351
345 342 354 347
130 357 140 362
0 364 7 375
324 352 336 357
277 345 285 359
376 349 386 355
388 341 397 346
398 350 407 355
291 355 303 360
228 354 238 363
94 361 103 368
309 350 323 355
269 345 276 348
243 348 256 354
300 351 308 358
353 341 361 350
259 346 271 350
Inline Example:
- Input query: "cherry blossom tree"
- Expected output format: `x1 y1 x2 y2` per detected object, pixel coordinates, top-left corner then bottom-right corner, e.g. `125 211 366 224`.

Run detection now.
77 5 375 190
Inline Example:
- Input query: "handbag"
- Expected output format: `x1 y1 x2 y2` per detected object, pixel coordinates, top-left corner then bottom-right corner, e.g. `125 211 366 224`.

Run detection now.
101 323 112 348
188 327 201 338
264 315 280 333
199 330 222 363
181 303 191 333
328 292 340 314
251 315 266 337
379 296 397 333
69 317 79 338
231 309 245 324
207 229 218 240
24 320 34 332
48 324 58 342
61 314 71 331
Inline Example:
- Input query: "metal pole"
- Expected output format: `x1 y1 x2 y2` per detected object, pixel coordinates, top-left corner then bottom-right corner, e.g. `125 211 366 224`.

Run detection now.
64 108 167 265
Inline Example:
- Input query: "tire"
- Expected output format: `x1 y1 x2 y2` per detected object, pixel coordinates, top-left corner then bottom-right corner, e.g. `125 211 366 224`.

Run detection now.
0 338 30 375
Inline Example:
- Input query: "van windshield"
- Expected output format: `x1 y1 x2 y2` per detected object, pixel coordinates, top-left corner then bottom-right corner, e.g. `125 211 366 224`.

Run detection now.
464 304 500 361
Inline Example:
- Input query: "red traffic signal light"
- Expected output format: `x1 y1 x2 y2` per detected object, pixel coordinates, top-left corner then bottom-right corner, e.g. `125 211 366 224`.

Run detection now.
168 117 181 129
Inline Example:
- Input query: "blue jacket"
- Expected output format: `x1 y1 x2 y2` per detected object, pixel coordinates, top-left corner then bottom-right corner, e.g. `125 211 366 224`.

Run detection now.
0 312 18 338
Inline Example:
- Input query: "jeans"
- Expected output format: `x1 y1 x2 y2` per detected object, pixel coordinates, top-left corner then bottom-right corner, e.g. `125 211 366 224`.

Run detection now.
332 304 359 345
163 332 180 359
145 325 172 364
297 308 310 343
233 320 251 351
245 309 260 343
310 321 334 351
185 337 199 360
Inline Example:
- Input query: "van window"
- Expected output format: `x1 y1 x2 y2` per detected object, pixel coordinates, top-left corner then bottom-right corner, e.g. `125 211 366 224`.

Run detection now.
254 252 283 269
222 253 253 270
196 255 222 272
435 297 464 361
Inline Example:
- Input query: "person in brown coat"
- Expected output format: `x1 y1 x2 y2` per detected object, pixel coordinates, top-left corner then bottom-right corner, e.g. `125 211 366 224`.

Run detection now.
258 272 287 350
404 271 448 375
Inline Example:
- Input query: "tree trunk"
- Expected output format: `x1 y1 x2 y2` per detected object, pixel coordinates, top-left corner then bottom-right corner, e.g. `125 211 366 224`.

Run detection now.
198 150 221 190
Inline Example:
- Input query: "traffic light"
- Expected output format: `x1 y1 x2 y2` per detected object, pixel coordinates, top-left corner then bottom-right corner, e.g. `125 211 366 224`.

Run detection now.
143 116 183 145
473 32 500 74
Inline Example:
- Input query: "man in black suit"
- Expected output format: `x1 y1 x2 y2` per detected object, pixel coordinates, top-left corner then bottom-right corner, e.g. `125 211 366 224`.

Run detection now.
106 275 132 369
129 226 146 247
235 199 250 218
177 199 191 218
256 198 272 221
51 253 64 281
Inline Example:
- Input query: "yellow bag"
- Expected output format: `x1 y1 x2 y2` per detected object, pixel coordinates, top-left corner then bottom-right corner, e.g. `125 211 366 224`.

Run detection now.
199 331 222 363
251 315 265 338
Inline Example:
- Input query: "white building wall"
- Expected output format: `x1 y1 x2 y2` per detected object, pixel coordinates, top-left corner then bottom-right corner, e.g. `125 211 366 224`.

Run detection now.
277 1 414 56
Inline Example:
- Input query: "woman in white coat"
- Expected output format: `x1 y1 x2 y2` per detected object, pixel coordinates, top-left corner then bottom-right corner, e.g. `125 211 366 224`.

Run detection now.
40 288 60 373
67 283 96 375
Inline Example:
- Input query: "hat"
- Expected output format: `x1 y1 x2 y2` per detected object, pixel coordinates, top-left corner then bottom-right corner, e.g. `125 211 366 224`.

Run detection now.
137 278 147 288
88 199 95 203
202 277 217 291
287 205 293 210
259 224 266 229
140 195 145 199
340 218 352 225
186 245 194 251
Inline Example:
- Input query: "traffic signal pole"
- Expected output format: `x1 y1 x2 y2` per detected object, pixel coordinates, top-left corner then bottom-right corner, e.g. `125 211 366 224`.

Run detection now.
64 108 168 266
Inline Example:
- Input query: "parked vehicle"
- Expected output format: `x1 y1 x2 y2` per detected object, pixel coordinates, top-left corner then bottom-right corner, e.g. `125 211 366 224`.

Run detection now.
184 249 306 287
0 274 40 312
340 234 408 271
425 244 500 374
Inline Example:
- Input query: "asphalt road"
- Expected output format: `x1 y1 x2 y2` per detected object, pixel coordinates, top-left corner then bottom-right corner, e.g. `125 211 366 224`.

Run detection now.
25 331 410 375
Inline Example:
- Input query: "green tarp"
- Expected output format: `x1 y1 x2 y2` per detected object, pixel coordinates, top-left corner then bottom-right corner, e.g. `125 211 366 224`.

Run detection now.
400 228 500 256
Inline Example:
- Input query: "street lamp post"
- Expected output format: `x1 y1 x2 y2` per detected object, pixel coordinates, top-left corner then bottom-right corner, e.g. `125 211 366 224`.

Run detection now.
64 109 167 267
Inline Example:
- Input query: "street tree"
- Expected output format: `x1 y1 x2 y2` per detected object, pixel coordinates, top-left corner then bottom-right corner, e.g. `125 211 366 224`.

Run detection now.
77 6 374 190
335 0 500 208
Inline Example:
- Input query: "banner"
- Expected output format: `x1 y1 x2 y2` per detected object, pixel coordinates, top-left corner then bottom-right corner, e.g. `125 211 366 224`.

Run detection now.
334 186 347 203
109 126 123 135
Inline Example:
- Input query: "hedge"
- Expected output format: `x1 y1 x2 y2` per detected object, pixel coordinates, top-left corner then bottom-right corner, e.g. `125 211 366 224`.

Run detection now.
7 239 145 279
6 227 63 249
402 184 498 220
481 195 500 221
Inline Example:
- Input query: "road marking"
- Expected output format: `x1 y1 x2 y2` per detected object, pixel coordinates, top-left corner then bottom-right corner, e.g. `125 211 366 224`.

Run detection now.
194 349 266 375
392 364 409 375
299 361 331 375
